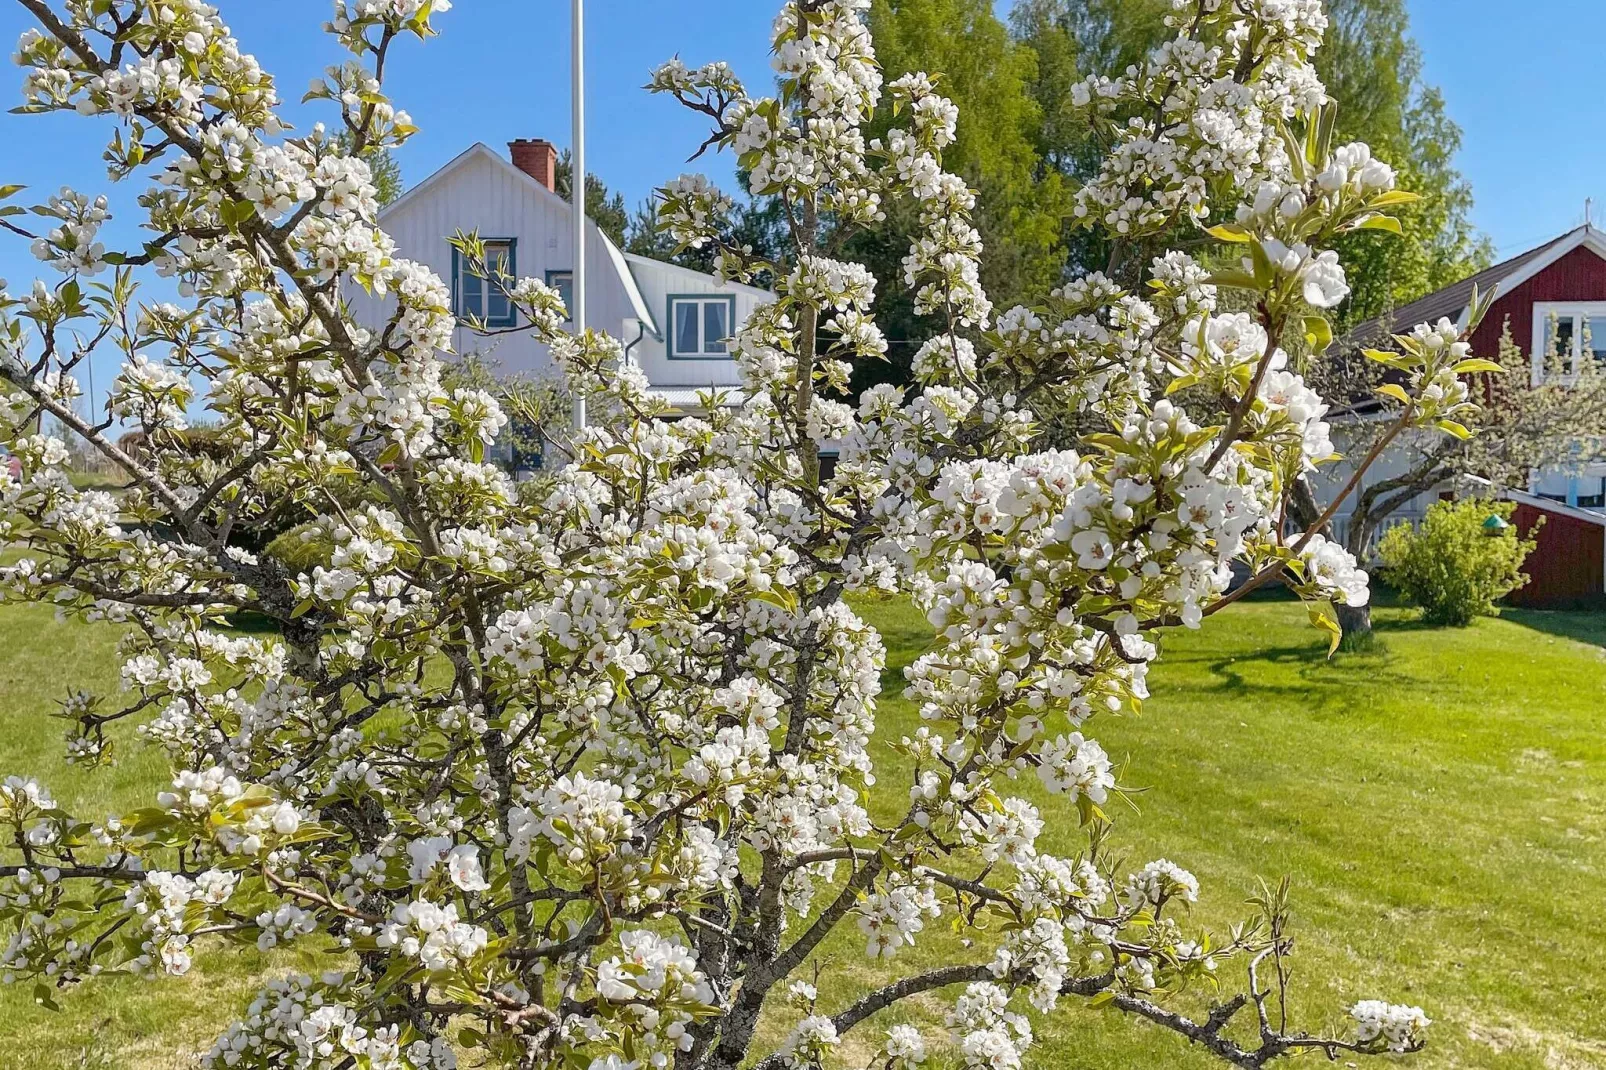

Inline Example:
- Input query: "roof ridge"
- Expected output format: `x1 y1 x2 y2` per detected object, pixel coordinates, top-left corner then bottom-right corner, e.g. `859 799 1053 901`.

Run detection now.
1333 224 1593 352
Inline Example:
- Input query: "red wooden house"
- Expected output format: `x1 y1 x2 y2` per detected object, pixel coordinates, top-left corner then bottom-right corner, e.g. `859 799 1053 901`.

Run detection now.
1336 223 1606 609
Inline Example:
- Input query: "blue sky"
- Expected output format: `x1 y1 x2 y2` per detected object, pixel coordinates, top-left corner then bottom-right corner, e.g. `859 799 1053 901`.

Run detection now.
0 1 1597 314
1407 0 1606 257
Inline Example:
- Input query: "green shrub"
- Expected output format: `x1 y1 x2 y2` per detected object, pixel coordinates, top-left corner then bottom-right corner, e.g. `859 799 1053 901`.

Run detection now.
1378 499 1539 626
263 522 332 573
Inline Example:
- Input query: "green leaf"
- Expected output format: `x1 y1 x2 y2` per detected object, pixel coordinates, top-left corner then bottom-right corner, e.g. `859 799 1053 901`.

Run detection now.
1249 241 1275 287
0 184 24 200
1354 214 1404 235
1205 223 1253 243
220 199 256 228
1363 347 1416 371
1204 269 1262 291
1164 373 1199 397
1368 190 1422 208
1375 383 1411 405
1307 601 1342 658
1436 419 1472 441
1302 315 1332 351
753 587 798 613
1450 358 1503 375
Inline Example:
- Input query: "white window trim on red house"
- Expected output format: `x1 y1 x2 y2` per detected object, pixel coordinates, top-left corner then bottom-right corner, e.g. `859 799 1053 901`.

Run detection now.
1531 301 1606 385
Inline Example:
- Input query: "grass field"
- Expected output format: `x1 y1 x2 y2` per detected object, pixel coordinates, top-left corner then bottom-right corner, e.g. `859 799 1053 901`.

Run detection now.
1 596 1603 1068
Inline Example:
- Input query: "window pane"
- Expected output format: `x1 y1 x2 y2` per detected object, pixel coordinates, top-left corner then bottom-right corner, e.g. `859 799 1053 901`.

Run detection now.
1547 314 1576 374
460 268 484 318
487 288 511 324
484 242 511 276
550 273 574 320
703 301 729 354
1585 315 1606 366
675 300 700 356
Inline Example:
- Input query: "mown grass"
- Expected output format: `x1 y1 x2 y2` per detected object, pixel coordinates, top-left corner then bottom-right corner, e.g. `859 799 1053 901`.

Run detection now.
1 597 1603 1068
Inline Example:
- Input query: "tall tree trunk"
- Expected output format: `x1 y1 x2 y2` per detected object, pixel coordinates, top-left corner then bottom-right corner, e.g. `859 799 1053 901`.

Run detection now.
1340 505 1378 642
1292 476 1376 642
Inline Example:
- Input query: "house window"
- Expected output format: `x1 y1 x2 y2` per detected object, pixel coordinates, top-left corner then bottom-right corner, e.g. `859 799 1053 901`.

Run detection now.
667 295 737 359
453 238 518 328
1579 479 1606 509
546 270 574 322
1532 302 1606 383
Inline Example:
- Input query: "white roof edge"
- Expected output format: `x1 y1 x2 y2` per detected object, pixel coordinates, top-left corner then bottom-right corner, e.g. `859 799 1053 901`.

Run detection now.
1474 226 1606 312
1463 475 1606 527
607 237 659 337
622 251 776 301
380 144 654 333
649 385 747 411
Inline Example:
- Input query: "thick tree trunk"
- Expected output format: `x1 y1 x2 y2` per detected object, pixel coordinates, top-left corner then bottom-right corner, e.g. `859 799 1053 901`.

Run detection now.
1337 600 1373 639
1340 516 1379 642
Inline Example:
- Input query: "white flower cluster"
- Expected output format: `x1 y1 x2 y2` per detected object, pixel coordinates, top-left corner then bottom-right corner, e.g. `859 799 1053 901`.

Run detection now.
1299 533 1371 608
375 899 489 973
857 877 941 958
1350 1000 1431 1052
29 187 108 276
1069 2 1330 235
1124 859 1200 911
1036 732 1114 804
947 983 1033 1070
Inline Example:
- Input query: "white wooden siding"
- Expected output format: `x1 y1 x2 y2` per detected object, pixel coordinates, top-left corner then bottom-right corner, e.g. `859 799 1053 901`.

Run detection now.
624 254 771 390
351 145 649 380
1308 423 1449 557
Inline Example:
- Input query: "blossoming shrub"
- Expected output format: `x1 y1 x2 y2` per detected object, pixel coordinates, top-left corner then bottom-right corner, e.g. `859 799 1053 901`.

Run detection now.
0 0 1496 1067
1379 499 1538 626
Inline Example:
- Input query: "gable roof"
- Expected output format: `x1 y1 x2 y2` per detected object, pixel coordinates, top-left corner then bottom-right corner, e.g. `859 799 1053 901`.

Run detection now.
622 252 775 300
379 143 658 335
1336 224 1606 351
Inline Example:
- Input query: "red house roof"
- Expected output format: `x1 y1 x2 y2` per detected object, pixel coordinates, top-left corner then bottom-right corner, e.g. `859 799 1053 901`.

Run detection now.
1336 224 1606 352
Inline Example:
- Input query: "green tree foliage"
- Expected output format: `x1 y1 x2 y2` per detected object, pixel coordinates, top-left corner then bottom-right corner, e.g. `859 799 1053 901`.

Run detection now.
333 130 402 206
367 148 403 207
1379 500 1538 626
844 0 1075 389
1314 0 1492 332
1010 0 1491 331
555 148 630 247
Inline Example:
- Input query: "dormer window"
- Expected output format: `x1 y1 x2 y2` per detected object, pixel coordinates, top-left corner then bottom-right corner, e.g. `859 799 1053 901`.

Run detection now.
1532 302 1606 383
453 238 518 328
667 295 736 359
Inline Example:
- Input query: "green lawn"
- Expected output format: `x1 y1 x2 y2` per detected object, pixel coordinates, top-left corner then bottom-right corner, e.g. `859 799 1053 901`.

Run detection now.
1 598 1603 1068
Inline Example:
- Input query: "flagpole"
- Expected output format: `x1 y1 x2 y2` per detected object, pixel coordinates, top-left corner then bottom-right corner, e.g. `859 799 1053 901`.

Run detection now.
571 0 587 433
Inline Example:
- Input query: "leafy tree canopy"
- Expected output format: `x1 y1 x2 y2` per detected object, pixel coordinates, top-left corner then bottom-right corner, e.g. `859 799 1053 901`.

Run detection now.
1010 0 1492 331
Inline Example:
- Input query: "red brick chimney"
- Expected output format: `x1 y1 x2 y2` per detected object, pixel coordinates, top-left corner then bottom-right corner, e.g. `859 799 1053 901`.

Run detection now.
509 139 559 192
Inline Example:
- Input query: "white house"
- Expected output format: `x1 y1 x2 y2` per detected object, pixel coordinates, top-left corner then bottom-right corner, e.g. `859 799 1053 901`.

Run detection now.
355 139 772 410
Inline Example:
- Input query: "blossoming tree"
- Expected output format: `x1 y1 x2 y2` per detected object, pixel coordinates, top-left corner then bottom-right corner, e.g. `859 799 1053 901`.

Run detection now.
0 0 1491 1067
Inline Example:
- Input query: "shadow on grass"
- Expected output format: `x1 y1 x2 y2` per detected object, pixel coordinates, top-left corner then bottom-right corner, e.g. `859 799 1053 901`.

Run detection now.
1503 608 1606 650
1193 642 1414 704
